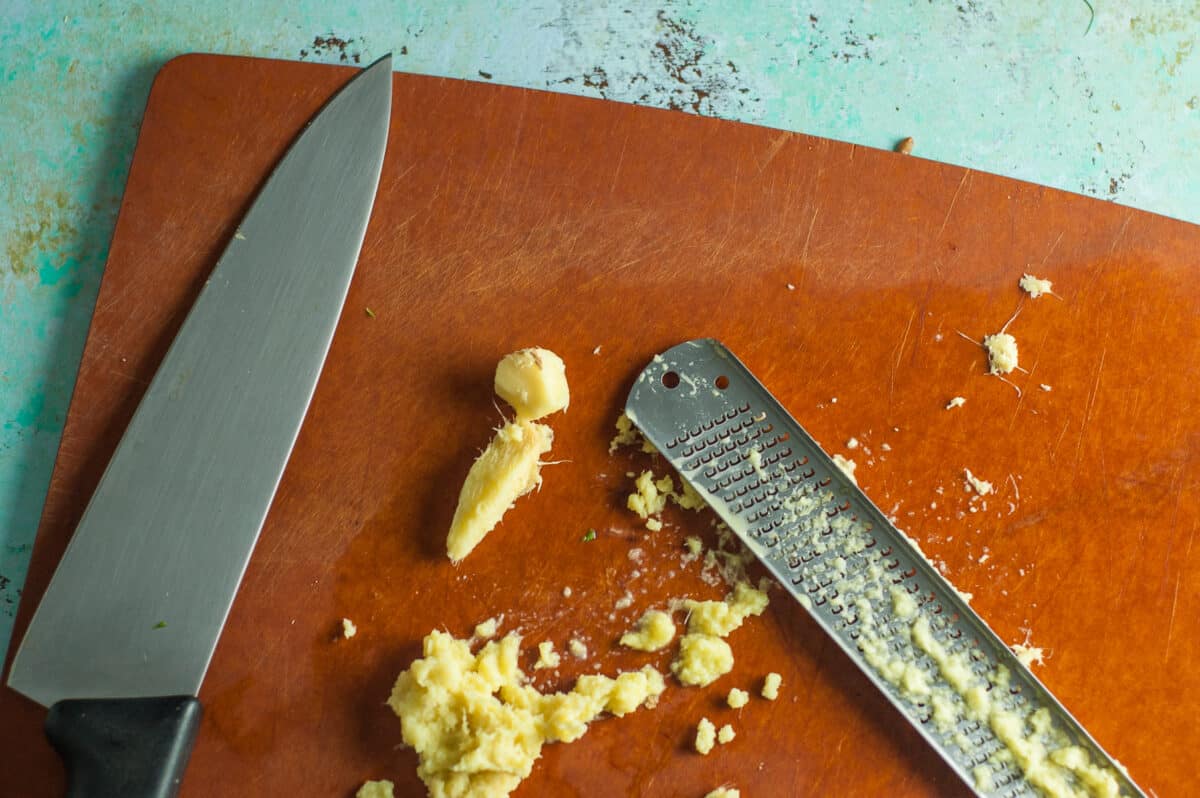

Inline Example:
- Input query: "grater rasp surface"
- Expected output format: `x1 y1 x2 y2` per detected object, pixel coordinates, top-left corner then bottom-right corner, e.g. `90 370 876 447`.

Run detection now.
626 339 1143 798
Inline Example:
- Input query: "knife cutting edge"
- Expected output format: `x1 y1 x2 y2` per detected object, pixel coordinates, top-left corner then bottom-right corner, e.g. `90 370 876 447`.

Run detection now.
6 54 391 796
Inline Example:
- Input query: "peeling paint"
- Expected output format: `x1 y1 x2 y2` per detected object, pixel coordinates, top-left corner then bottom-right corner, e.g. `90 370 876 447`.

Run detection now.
545 5 762 118
299 32 364 63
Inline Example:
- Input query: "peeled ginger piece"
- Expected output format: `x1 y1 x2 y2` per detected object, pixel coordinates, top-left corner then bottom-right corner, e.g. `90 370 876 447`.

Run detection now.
495 348 570 421
446 347 569 563
447 420 553 562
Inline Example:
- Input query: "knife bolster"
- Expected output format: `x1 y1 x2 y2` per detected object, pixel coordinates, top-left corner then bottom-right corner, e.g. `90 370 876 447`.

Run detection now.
45 695 202 798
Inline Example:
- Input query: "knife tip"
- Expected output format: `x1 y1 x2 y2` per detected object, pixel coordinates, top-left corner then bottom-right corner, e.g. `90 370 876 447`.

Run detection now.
366 53 393 72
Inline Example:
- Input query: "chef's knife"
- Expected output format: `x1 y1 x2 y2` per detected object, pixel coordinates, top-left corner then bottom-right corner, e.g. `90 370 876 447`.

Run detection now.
6 55 392 796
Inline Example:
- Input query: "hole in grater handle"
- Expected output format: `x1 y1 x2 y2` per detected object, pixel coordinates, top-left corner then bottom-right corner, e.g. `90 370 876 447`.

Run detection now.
624 338 1146 798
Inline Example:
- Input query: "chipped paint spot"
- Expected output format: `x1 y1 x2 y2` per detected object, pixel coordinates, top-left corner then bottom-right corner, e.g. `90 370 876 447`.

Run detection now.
545 6 761 119
5 192 77 279
299 33 363 64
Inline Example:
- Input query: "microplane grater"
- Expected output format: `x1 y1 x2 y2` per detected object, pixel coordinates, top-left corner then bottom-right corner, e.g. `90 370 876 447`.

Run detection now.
625 339 1144 798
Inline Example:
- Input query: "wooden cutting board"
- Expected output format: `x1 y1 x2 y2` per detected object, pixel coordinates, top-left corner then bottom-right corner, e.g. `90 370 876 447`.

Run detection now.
2 54 1196 797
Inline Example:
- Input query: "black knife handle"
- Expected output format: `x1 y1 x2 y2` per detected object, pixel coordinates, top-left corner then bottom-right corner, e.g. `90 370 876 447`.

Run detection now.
45 696 202 798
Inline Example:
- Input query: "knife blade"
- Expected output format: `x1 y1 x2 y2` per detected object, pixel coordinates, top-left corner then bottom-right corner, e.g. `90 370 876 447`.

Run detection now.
6 54 392 796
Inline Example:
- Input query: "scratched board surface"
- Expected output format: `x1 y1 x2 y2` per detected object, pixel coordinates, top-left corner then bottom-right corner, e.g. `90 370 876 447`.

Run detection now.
8 0 1200 680
0 55 1196 797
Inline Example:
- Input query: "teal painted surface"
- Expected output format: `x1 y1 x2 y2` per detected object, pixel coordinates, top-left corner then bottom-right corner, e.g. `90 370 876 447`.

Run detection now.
1 1 1198 659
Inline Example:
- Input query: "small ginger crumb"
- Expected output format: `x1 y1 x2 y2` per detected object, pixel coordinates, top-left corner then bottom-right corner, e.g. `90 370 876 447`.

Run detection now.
946 396 966 410
704 789 740 798
846 437 859 450
832 454 858 484
727 687 750 709
671 582 769 684
963 468 994 496
568 638 588 659
695 717 717 755
672 480 708 511
672 634 734 686
534 640 561 670
355 780 394 798
1019 273 1054 299
974 764 995 792
1012 642 1046 668
983 332 1019 375
1040 383 1052 392
645 517 663 531
627 470 672 521
717 724 736 744
474 616 499 639
610 412 658 454
341 618 357 639
620 610 676 652
562 586 573 598
761 672 782 700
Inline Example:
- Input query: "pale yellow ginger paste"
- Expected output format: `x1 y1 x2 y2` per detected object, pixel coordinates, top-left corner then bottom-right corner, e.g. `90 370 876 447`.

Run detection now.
1019 273 1053 299
684 582 769 637
610 412 658 454
726 688 749 709
832 453 858 485
694 717 717 755
627 470 673 522
355 780 394 798
671 582 769 686
672 634 734 687
963 468 994 496
623 467 708 528
533 641 560 670
673 479 708 510
388 630 664 798
983 332 1019 375
1012 643 1045 668
619 609 676 652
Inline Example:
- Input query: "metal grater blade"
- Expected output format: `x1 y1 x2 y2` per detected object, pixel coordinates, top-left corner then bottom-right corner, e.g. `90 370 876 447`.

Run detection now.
625 339 1144 798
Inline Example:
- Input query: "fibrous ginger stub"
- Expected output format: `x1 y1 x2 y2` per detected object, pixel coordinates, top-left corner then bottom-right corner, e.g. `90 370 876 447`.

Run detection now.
446 420 553 562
